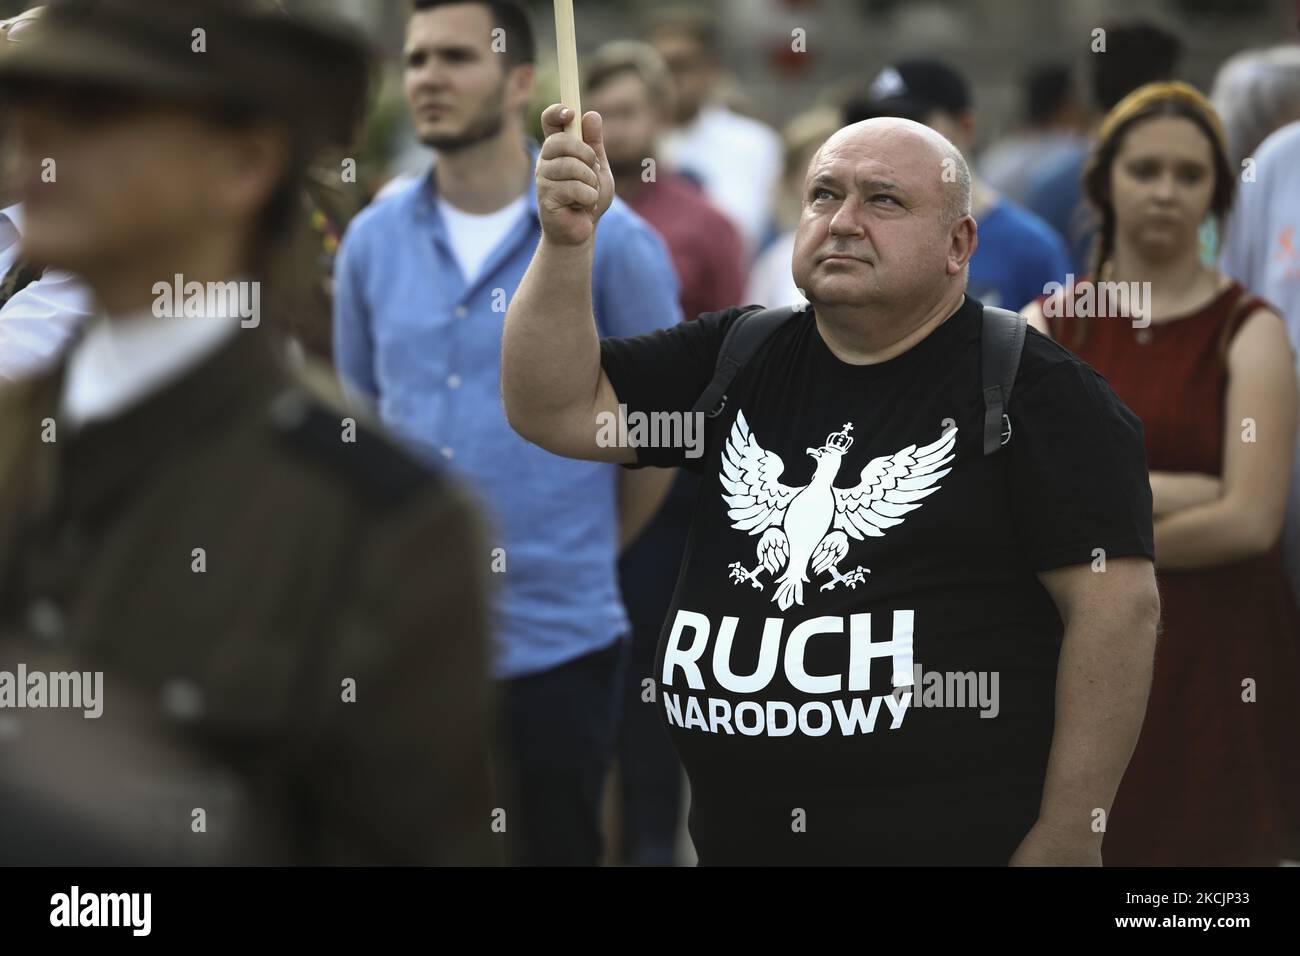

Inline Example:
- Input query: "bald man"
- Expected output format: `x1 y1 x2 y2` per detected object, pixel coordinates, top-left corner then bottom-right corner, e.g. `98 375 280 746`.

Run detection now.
502 106 1160 866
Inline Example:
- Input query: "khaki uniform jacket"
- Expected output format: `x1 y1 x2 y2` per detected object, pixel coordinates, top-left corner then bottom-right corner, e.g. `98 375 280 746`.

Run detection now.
0 329 500 865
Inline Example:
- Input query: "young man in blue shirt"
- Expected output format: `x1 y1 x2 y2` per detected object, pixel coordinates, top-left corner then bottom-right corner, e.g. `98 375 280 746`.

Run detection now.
333 0 681 865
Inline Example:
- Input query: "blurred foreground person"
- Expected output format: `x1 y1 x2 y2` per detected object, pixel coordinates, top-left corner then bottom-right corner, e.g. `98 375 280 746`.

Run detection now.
1025 83 1300 865
0 0 498 865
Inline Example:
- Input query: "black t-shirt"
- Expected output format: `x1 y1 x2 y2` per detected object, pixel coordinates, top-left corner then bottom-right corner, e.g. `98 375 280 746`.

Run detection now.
599 296 1154 865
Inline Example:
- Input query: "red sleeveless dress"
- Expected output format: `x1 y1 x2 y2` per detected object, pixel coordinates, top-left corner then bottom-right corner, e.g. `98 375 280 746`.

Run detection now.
1046 281 1300 866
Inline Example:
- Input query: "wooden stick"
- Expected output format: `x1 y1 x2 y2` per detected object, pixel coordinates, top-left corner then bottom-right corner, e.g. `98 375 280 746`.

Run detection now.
553 0 581 135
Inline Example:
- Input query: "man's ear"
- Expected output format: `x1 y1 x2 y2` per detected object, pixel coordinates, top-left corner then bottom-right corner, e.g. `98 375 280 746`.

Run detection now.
947 214 978 275
508 62 536 111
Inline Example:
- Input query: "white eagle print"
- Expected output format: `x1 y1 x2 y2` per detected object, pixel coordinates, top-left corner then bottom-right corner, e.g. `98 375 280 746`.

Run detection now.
722 409 957 610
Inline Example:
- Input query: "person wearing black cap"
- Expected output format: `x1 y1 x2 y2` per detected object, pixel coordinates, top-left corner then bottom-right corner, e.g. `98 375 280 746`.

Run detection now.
0 0 498 865
846 59 1072 313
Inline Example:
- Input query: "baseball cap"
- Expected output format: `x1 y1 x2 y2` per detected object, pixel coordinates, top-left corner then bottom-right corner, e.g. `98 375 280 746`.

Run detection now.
845 58 972 125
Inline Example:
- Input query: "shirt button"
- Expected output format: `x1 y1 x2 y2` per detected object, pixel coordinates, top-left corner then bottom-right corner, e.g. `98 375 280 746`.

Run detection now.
447 374 462 389
1135 328 1154 345
440 447 455 459
453 306 468 318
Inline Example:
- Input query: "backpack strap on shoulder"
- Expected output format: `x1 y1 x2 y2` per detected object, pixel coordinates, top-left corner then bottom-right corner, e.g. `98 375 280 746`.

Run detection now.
981 306 1028 456
692 306 799 419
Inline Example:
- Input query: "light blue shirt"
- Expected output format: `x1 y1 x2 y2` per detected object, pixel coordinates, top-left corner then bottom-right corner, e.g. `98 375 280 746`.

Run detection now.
334 147 682 678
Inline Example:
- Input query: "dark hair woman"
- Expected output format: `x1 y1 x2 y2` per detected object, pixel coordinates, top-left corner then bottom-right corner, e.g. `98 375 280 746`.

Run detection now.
1022 81 1300 865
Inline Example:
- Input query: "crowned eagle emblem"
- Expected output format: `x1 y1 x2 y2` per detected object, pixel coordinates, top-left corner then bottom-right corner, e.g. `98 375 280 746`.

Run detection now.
721 409 957 610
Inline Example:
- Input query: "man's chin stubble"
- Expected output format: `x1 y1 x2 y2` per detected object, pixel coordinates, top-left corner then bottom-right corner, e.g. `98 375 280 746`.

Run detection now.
420 115 505 153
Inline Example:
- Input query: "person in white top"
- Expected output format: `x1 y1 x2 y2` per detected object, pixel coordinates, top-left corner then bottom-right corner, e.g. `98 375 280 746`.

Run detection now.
0 0 500 868
648 7 782 257
1220 119 1300 606
0 203 95 381
0 6 95 379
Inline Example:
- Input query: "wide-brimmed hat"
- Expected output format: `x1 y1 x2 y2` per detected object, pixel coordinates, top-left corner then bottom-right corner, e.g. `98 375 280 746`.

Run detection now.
0 0 370 148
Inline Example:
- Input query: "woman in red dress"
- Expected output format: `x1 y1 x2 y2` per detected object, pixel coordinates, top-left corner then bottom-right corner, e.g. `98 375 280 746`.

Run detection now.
1024 82 1300 865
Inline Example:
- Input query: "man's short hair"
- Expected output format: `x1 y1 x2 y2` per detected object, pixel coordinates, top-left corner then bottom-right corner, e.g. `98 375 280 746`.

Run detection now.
411 0 535 69
1091 20 1182 112
584 40 674 110
809 122 971 227
942 141 972 225
1024 64 1073 126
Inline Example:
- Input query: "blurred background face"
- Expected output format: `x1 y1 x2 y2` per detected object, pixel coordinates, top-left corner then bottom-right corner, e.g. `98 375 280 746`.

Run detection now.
7 89 283 277
791 126 954 310
650 30 711 124
404 3 532 151
586 70 659 181
1109 115 1216 261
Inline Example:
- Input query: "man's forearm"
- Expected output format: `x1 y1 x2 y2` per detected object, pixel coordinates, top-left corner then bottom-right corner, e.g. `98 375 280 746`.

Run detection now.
502 236 601 436
1035 603 1157 845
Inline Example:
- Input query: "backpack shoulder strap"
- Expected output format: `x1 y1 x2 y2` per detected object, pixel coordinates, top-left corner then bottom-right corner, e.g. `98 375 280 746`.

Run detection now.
692 306 799 418
981 305 1028 456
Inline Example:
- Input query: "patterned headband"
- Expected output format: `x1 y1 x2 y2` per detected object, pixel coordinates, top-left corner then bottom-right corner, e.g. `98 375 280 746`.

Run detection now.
1097 80 1229 157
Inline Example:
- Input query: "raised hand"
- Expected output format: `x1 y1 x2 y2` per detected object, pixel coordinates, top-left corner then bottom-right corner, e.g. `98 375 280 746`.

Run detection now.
535 104 616 246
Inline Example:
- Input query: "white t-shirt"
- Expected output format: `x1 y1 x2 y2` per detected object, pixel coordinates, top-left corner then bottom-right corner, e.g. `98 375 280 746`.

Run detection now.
437 194 529 285
659 103 782 256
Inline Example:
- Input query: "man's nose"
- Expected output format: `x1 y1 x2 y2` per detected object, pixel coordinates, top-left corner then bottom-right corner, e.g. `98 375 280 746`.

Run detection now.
410 62 448 92
828 200 865 236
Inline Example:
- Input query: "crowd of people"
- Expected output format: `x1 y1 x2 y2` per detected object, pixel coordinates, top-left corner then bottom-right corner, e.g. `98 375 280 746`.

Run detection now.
0 0 1296 867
